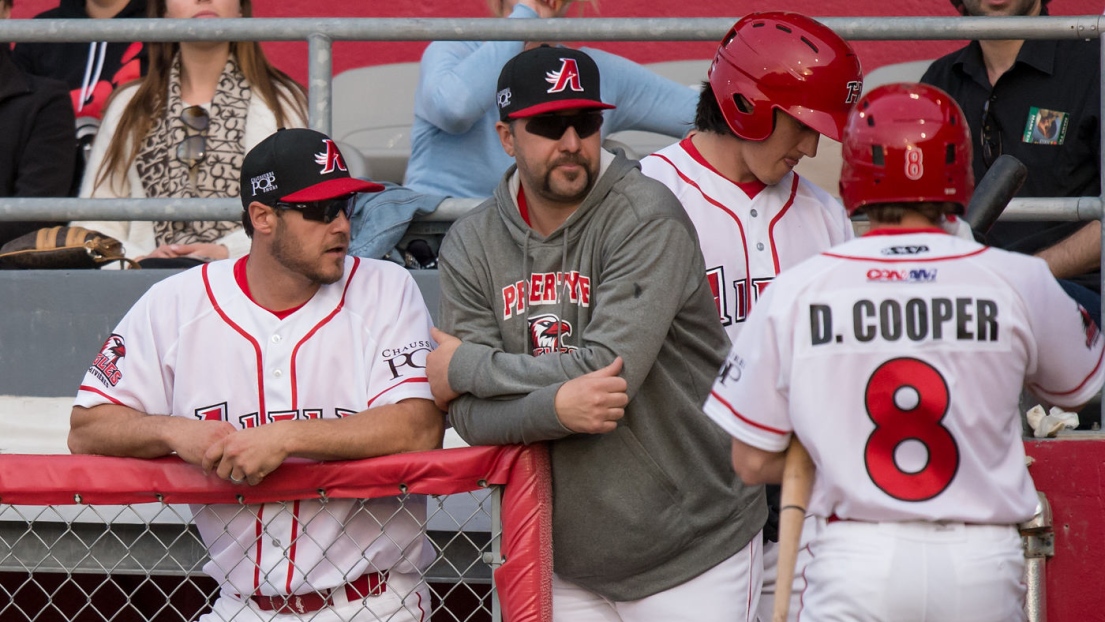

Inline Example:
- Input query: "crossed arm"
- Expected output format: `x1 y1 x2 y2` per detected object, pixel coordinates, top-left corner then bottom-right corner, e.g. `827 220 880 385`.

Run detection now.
429 217 706 445
69 398 444 486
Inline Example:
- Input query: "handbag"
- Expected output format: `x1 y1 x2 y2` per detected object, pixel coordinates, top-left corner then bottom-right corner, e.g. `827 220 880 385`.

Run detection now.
0 226 138 270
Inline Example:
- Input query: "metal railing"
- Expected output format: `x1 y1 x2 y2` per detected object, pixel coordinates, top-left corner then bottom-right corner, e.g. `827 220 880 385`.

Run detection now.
0 15 1101 224
0 445 554 622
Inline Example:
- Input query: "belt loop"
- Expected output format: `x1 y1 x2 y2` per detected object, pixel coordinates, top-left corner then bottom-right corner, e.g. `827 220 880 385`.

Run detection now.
344 570 389 602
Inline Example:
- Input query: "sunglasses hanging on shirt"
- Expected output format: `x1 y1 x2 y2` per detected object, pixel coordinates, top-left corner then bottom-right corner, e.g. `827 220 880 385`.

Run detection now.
176 105 210 169
980 98 1003 169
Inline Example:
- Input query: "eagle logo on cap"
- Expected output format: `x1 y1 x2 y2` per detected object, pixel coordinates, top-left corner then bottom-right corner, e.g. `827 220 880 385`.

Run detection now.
314 139 348 175
546 58 584 94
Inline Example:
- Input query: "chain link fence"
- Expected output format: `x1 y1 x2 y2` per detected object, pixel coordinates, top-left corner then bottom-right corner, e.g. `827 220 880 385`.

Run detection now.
0 447 553 622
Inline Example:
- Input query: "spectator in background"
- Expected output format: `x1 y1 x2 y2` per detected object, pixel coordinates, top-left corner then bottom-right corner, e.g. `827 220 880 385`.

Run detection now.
0 0 77 247
405 0 698 198
921 0 1101 323
640 14 862 620
12 0 148 196
73 0 307 268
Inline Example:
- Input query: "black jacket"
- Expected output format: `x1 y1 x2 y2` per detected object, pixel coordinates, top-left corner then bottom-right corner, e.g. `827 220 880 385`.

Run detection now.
11 0 147 196
11 0 148 120
0 46 77 246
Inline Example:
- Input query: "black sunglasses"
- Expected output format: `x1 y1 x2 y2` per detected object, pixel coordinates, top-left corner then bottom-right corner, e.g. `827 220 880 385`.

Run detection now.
980 98 1002 169
523 112 604 140
274 194 356 224
176 105 210 168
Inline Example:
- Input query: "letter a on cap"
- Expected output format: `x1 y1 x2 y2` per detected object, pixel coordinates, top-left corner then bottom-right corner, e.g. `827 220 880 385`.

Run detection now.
546 58 584 93
315 139 348 175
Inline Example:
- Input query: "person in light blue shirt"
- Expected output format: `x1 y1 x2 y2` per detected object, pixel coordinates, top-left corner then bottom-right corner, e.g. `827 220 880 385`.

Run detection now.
405 0 697 198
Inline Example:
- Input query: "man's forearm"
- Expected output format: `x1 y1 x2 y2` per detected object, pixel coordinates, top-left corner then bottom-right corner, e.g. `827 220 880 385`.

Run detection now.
69 404 183 458
1037 221 1102 279
450 384 572 445
279 398 445 461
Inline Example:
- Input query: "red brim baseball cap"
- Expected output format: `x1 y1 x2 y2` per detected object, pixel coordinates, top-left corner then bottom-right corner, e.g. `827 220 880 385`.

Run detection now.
507 99 616 120
282 177 382 202
241 128 383 208
497 46 616 121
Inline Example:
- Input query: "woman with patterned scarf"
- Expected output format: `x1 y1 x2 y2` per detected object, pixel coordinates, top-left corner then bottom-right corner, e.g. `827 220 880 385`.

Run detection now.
74 0 307 267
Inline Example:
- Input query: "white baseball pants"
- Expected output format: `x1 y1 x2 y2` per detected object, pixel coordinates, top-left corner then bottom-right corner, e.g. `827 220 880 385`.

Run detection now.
200 569 430 622
801 519 1026 622
551 530 763 622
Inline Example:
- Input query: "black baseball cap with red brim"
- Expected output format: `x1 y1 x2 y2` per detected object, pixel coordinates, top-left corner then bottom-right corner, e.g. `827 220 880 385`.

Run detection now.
496 45 616 122
240 128 383 209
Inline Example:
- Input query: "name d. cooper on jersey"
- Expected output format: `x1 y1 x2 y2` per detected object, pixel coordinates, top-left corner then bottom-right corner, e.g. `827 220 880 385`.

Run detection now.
810 297 1000 345
502 271 591 320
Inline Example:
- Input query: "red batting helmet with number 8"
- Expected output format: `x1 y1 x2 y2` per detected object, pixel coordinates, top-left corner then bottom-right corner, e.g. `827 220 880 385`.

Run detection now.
839 82 974 216
707 12 863 142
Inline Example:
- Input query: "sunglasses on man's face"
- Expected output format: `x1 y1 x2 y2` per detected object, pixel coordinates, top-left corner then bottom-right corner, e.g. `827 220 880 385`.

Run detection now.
523 112 604 140
274 194 356 224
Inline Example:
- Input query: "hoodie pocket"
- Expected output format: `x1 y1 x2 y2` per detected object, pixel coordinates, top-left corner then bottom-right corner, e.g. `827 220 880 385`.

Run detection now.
551 426 694 582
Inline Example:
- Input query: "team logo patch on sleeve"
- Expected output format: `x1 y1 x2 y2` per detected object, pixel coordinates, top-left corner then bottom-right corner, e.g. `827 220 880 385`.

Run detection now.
90 334 126 387
715 351 745 386
381 340 432 380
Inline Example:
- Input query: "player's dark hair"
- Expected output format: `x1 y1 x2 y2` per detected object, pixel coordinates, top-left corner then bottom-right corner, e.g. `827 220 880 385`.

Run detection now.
694 82 736 137
864 202 958 225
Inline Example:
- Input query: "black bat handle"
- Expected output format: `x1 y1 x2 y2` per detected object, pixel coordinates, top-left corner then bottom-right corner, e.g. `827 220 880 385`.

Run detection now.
965 154 1028 236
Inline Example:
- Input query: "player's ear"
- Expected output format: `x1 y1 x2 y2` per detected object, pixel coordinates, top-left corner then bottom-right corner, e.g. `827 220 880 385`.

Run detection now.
496 120 516 157
248 201 278 235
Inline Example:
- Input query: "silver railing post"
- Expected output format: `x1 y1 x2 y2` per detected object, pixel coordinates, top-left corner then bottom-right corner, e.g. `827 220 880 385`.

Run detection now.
1020 492 1054 622
308 32 334 135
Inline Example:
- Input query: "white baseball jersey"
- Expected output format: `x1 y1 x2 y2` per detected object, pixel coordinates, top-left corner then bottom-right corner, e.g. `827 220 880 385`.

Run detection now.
75 256 437 597
705 230 1105 524
642 138 853 342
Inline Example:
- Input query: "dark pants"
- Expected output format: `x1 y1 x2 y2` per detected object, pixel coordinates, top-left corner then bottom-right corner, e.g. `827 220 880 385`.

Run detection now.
1059 279 1101 327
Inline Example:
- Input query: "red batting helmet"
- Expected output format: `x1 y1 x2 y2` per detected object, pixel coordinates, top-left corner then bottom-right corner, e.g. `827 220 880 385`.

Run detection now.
707 12 863 142
839 83 974 216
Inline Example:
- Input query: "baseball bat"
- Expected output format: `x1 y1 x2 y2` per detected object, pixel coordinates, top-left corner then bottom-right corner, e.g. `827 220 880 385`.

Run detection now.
772 437 815 622
965 154 1028 238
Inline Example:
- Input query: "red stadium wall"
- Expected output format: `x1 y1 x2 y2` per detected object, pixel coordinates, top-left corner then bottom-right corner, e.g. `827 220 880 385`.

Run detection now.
1024 437 1105 621
10 0 1105 83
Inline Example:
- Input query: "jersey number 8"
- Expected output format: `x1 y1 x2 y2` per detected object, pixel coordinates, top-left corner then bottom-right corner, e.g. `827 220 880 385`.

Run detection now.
863 357 959 501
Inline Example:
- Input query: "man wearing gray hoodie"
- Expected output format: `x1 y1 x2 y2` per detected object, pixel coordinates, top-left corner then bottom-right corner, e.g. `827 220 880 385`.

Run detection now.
426 46 767 621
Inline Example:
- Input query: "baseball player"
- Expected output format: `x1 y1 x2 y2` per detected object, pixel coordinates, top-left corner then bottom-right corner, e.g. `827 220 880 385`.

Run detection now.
639 12 861 620
68 128 444 622
705 83 1105 621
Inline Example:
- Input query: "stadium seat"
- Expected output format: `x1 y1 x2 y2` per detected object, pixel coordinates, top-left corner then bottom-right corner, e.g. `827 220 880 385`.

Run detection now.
604 59 709 158
332 62 421 184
